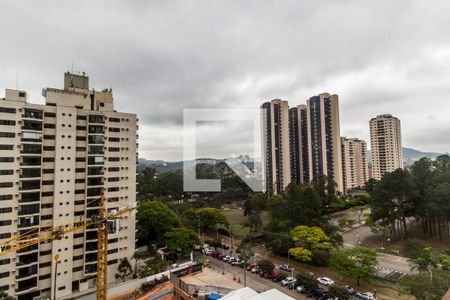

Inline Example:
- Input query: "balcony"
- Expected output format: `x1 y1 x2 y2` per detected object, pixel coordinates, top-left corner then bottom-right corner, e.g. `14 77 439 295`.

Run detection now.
18 216 40 228
87 187 102 197
17 252 38 266
87 167 104 176
88 115 104 124
20 168 41 178
16 265 38 279
18 204 40 216
20 180 40 191
87 177 103 187
88 146 104 155
88 135 104 145
21 120 43 131
21 132 43 142
20 156 41 167
15 277 38 293
22 109 43 120
88 156 104 165
19 192 40 203
21 144 42 154
88 125 104 134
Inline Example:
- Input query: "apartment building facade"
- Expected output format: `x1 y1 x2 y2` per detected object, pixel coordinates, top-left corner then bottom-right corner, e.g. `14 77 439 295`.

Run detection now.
341 137 369 192
0 72 138 300
261 99 291 194
369 114 403 180
288 105 309 185
306 93 343 192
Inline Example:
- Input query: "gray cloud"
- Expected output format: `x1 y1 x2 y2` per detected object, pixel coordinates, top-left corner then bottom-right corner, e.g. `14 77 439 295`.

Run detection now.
1 0 450 160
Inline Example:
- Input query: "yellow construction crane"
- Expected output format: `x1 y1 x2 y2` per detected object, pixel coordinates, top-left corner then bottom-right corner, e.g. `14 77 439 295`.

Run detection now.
0 196 136 300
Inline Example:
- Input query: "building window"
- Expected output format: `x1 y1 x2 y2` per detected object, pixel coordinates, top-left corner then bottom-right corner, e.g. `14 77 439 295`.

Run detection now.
0 132 15 138
0 120 16 126
0 107 16 114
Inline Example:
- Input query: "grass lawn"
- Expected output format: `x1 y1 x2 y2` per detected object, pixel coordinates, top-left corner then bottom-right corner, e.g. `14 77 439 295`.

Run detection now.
221 208 271 241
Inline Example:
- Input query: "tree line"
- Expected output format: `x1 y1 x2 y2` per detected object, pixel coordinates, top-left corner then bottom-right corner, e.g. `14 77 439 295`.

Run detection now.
368 155 450 241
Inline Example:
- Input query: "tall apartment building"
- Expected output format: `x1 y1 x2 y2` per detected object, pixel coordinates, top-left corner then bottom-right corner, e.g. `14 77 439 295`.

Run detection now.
289 105 309 185
261 99 291 194
369 114 403 180
0 72 138 300
306 93 343 192
341 137 369 192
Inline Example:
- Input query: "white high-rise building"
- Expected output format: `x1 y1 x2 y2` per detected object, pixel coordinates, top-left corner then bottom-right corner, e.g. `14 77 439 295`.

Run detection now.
369 114 403 180
0 72 138 299
341 137 369 192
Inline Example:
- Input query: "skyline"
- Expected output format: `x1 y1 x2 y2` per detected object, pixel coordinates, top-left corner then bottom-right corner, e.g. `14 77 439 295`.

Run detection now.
1 1 450 160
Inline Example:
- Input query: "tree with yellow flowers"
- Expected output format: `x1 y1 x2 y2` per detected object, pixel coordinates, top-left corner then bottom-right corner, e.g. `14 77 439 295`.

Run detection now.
288 225 333 262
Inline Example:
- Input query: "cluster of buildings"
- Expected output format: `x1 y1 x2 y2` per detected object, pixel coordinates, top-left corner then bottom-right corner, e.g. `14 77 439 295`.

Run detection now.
0 73 138 299
261 93 403 194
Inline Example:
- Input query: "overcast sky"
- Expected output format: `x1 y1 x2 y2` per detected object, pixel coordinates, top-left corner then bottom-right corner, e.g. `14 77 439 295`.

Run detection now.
1 0 450 161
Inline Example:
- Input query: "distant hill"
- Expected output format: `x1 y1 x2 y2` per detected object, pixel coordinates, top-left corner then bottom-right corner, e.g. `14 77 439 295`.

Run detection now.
368 147 445 166
140 147 446 173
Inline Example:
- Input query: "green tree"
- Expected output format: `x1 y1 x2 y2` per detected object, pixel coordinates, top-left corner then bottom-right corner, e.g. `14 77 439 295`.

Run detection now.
236 243 254 264
242 212 262 234
329 248 377 286
401 268 450 300
115 258 133 282
138 258 170 278
195 208 229 232
328 286 351 300
265 233 292 256
164 228 201 257
295 273 318 290
257 260 275 273
136 201 181 246
413 246 437 280
243 192 267 216
288 225 332 262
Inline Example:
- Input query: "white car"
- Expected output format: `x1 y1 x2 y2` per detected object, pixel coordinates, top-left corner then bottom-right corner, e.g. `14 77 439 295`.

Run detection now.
228 257 237 263
296 285 305 293
251 266 261 274
231 259 243 265
204 248 213 255
317 277 335 286
279 264 294 272
356 292 377 300
223 255 231 262
281 277 296 286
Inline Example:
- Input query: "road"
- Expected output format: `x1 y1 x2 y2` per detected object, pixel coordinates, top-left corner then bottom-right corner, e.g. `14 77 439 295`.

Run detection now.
209 257 306 299
340 218 416 275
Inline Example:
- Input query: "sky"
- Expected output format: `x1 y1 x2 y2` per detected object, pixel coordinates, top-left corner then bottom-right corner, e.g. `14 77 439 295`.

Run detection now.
1 0 450 161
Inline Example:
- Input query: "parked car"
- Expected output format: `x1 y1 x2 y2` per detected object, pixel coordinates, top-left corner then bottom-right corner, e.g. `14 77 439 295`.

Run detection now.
286 280 300 289
228 257 237 263
317 277 335 287
307 288 327 299
251 266 261 274
246 263 257 271
204 248 213 255
261 271 278 279
218 254 226 260
194 245 202 251
223 255 231 262
279 264 294 272
211 249 221 258
231 259 243 266
281 277 296 286
356 291 377 300
296 285 306 293
272 274 286 283
343 285 355 294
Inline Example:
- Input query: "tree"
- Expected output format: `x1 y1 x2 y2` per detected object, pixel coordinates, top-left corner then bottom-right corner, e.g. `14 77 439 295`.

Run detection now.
328 286 351 300
138 259 170 278
243 193 267 216
288 225 333 262
236 243 254 264
413 246 437 280
136 201 181 246
164 228 201 257
195 208 229 232
115 258 132 282
351 205 366 224
242 212 262 234
295 273 318 290
257 260 275 273
265 233 292 256
329 248 377 286
401 268 450 300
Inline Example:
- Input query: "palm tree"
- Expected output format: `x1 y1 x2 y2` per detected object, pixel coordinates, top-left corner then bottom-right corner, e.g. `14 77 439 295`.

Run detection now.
115 258 133 282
